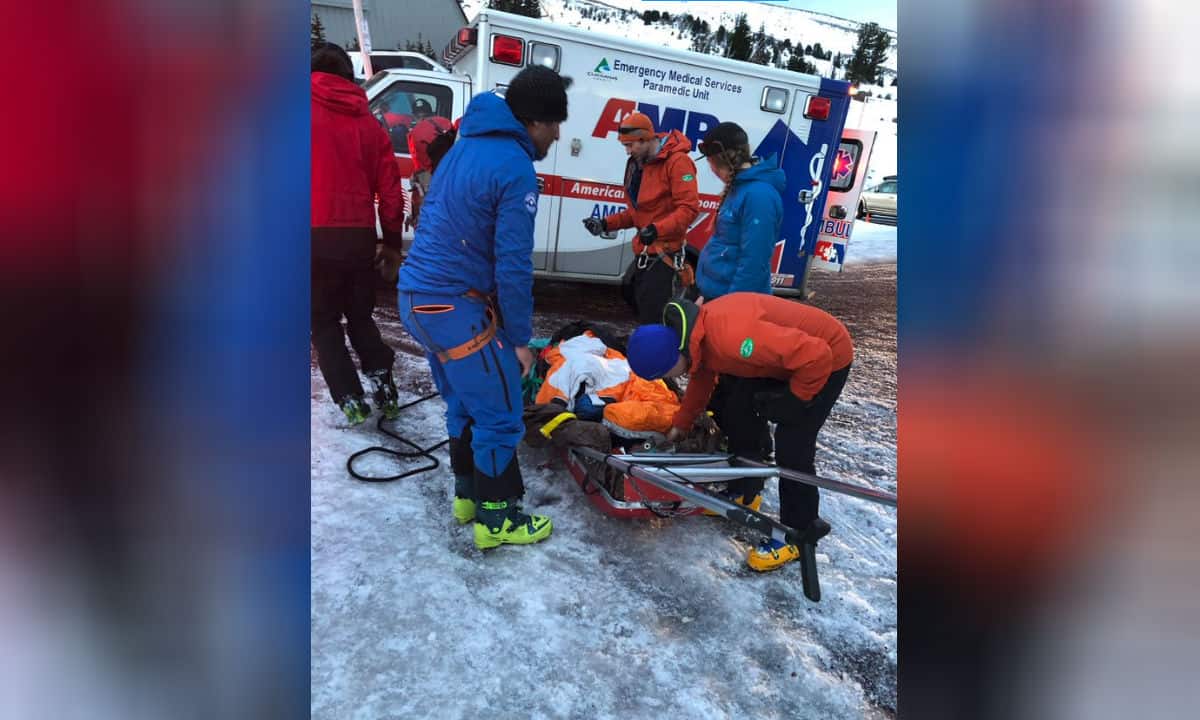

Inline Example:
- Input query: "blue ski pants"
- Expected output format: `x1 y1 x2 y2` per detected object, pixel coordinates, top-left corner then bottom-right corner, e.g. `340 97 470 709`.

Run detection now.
399 291 524 487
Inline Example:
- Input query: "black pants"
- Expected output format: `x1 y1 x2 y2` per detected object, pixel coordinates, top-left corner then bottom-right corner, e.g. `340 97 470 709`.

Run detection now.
708 366 852 530
621 257 679 325
311 257 395 403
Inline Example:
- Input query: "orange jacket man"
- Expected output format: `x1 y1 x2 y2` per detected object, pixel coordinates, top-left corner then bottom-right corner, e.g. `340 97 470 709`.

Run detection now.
625 293 854 572
581 112 700 324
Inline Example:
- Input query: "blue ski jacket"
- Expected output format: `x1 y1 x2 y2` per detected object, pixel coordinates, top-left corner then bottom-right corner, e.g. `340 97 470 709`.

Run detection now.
398 91 540 346
695 155 786 300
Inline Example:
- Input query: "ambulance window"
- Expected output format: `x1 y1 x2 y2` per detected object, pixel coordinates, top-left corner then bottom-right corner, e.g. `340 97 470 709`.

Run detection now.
529 42 560 72
369 82 454 154
829 140 863 192
761 86 788 114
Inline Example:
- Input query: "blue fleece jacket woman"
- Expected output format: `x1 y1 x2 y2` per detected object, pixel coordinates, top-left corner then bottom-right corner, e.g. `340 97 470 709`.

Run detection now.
695 155 786 300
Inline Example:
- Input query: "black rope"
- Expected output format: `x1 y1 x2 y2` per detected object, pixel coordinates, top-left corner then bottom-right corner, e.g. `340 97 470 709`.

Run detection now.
347 392 449 483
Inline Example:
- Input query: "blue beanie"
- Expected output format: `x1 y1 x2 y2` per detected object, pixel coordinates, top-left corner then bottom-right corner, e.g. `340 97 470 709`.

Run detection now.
627 324 682 379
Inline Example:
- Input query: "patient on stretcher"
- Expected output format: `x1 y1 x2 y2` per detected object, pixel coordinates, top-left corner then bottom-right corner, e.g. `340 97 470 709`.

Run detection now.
521 322 722 456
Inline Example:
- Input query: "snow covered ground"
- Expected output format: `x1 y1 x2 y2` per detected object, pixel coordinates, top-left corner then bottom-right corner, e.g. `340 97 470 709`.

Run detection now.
311 278 897 718
843 220 897 265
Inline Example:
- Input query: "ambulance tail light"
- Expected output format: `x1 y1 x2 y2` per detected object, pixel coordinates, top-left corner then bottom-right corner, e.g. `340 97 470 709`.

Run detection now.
442 27 477 65
804 96 831 121
491 34 525 66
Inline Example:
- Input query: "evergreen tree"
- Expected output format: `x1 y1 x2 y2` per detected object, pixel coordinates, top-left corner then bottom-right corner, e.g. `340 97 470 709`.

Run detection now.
715 24 728 49
404 34 437 61
726 14 752 60
812 42 824 59
833 52 842 69
786 53 816 75
311 12 327 51
749 23 771 66
804 44 813 56
489 0 540 19
750 42 771 66
845 22 892 85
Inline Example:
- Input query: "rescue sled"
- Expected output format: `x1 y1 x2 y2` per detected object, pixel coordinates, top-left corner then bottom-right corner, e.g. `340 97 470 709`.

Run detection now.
561 445 896 602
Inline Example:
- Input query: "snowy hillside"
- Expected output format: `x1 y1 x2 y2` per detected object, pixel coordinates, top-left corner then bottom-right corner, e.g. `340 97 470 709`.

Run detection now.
459 0 896 81
458 1 898 178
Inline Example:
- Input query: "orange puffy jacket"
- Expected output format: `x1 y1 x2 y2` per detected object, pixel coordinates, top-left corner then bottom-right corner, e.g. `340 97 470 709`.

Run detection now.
672 293 854 431
535 335 680 434
605 130 700 256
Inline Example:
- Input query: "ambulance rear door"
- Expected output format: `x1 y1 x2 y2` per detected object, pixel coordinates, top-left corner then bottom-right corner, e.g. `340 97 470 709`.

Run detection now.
812 128 877 270
763 78 855 294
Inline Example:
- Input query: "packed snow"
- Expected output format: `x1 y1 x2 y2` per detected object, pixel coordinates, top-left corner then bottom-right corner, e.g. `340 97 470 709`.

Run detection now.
311 289 897 719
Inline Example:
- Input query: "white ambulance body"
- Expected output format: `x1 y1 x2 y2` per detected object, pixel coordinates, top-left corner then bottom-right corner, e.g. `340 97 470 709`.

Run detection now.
363 9 875 294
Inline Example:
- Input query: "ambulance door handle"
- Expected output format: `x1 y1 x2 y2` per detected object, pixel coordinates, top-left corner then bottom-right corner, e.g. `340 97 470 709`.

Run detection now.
570 138 582 157
829 205 847 220
536 177 545 192
798 190 814 204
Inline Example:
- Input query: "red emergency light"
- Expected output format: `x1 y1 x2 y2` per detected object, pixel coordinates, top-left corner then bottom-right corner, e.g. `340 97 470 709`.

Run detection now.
804 96 831 121
457 28 477 46
491 34 525 66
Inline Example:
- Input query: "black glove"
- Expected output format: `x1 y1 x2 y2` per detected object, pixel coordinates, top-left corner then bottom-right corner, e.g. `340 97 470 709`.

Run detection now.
374 245 403 283
638 224 658 243
752 390 815 423
582 216 606 236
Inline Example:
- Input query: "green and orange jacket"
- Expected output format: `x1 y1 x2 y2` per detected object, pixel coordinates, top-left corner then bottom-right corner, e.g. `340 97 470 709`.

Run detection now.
671 292 854 431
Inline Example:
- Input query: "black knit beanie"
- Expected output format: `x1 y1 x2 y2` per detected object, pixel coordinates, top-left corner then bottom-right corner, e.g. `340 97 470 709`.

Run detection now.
504 65 572 124
699 121 750 157
312 42 354 82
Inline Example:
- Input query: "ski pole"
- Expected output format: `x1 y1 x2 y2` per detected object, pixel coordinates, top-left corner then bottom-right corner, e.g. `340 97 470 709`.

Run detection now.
732 457 897 507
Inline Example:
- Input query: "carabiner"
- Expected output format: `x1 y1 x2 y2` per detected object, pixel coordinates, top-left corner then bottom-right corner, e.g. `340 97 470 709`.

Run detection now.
636 249 650 270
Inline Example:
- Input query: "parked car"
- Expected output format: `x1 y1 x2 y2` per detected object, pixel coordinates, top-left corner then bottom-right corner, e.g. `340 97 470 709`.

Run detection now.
347 51 446 83
858 177 897 221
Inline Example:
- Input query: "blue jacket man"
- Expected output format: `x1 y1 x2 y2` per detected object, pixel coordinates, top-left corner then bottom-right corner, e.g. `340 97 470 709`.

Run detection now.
398 65 569 551
694 152 786 300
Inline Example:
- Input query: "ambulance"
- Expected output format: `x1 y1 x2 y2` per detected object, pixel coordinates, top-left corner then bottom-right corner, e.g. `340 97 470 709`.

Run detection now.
363 9 876 295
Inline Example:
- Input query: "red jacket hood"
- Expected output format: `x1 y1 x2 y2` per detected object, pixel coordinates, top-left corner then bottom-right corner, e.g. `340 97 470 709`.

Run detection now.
311 72 368 117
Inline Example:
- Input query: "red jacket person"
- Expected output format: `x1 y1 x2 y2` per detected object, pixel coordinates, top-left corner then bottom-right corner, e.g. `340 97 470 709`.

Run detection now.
310 42 406 424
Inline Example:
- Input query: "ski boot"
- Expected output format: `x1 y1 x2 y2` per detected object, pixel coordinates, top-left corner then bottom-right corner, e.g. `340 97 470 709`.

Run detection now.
339 395 371 426
703 490 763 516
448 432 476 524
746 518 831 572
367 368 401 420
473 498 553 550
472 460 552 549
747 538 800 572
